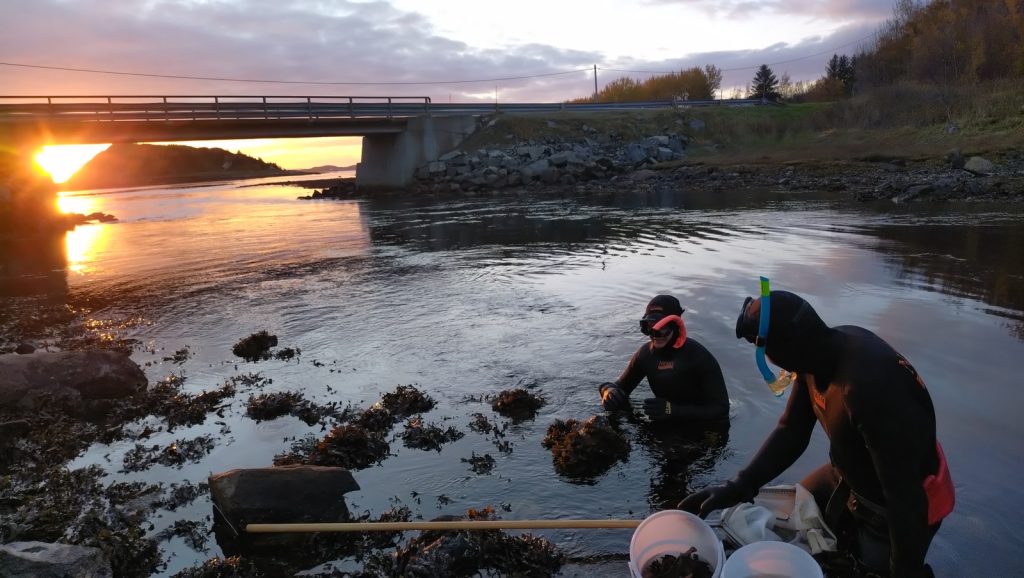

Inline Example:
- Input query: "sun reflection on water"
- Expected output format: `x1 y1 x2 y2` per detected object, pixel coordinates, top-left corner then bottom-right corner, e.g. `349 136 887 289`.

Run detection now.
57 193 97 215
64 224 108 274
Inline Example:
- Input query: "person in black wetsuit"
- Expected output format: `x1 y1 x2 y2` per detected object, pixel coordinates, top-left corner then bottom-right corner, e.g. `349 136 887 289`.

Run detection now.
599 295 729 422
678 290 954 578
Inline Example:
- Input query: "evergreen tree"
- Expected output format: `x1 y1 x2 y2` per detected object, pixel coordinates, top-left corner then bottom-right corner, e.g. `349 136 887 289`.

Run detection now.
749 64 781 101
826 54 843 80
826 53 857 96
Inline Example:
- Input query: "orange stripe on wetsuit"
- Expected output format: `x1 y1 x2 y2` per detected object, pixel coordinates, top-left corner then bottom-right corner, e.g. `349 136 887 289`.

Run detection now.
926 441 954 525
651 314 687 349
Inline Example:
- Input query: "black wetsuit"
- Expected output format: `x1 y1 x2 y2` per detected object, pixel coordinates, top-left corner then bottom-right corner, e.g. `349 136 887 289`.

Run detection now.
733 291 951 578
615 337 729 421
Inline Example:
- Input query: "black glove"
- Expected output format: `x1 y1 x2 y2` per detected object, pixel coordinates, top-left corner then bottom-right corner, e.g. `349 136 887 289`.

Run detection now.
643 397 675 420
598 382 629 411
677 481 746 518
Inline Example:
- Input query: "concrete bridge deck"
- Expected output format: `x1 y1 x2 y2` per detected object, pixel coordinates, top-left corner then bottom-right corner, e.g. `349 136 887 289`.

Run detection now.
0 95 766 188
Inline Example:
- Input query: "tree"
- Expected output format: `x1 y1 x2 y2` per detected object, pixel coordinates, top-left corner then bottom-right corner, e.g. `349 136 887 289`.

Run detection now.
704 64 723 99
826 53 857 96
779 71 793 100
749 64 781 101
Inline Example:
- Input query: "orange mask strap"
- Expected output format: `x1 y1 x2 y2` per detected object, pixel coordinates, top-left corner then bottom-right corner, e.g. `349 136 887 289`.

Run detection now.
653 315 687 349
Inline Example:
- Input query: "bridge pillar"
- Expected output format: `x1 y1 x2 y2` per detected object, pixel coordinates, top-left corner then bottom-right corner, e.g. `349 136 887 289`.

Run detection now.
357 115 476 191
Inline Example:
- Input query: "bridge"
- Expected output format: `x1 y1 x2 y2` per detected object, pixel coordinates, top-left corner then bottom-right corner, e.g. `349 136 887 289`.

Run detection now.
0 95 764 189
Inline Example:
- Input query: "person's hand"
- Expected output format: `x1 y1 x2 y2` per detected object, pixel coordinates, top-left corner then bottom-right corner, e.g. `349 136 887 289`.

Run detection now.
677 482 745 518
598 383 629 411
643 397 674 420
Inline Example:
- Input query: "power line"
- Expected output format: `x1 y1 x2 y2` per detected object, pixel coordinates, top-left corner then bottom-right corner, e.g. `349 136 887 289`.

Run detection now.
0 61 591 85
600 31 877 75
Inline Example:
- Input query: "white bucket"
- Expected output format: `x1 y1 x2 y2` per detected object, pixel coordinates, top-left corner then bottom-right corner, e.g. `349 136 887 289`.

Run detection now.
721 541 824 578
628 509 725 578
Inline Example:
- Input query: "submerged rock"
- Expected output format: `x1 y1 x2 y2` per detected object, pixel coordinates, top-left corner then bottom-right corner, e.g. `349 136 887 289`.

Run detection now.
0 350 147 411
209 465 359 539
0 541 112 578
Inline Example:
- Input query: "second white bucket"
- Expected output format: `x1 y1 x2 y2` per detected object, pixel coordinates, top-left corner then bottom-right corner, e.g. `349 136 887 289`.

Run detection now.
721 541 824 578
628 509 725 578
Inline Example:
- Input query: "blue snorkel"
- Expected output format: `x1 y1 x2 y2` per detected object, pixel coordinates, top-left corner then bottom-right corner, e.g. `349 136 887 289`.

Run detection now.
755 276 795 397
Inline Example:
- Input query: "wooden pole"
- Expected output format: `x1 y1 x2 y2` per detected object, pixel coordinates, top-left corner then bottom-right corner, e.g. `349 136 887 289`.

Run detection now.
246 519 641 533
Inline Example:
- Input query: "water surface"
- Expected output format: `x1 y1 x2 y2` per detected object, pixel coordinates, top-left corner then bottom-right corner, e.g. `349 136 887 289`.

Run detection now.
3 172 1022 577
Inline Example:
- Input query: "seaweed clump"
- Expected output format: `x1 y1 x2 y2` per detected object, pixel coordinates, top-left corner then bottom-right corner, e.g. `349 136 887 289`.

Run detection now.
245 392 340 426
642 547 714 578
273 425 390 470
271 385 435 469
542 415 630 480
231 331 278 361
121 435 217 473
382 506 565 577
400 417 465 451
380 385 436 416
461 452 497 475
170 556 264 577
491 388 545 423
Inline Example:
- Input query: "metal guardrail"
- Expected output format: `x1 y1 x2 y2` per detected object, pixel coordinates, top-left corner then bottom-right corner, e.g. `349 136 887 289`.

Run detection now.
0 95 766 124
0 95 434 122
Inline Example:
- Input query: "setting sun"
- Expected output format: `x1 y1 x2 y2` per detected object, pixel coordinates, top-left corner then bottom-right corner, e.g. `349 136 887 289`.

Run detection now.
35 144 111 183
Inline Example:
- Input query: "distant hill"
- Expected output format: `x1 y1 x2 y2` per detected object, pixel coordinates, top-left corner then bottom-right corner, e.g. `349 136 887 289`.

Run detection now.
65 143 294 190
297 164 358 173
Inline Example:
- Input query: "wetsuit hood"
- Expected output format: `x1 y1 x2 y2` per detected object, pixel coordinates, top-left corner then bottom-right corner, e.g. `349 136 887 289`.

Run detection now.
644 295 683 319
736 290 831 373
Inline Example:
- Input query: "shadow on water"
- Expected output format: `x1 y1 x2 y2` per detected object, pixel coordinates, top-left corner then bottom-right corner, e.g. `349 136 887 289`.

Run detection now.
0 232 72 351
362 189 764 256
869 222 1024 342
0 232 68 299
633 418 731 511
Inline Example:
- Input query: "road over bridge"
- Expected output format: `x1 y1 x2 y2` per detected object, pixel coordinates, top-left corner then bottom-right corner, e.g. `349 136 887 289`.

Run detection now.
0 95 764 189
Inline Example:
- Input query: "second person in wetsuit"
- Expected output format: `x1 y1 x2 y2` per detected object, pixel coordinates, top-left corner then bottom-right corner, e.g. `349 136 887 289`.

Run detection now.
599 295 729 422
679 290 954 578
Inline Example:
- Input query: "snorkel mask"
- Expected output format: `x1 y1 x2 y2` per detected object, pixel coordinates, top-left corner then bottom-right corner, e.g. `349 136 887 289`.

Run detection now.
753 277 795 397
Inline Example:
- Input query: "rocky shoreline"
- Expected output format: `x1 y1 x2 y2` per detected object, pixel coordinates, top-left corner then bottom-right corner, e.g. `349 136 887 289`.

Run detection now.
299 129 1024 204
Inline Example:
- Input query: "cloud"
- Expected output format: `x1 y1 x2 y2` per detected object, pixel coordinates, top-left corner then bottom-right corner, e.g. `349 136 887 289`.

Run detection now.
644 0 894 21
0 0 599 101
1 0 884 102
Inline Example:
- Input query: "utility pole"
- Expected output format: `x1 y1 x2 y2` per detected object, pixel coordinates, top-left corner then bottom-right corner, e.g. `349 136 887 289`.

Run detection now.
593 65 599 102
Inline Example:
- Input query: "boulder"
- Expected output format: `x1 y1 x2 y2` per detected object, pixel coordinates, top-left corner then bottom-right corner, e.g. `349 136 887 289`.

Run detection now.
624 143 648 164
0 350 147 411
963 156 995 176
209 465 360 532
520 159 551 181
0 541 112 578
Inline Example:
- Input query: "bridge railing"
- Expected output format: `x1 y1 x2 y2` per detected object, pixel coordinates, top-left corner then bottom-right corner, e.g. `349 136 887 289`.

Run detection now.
0 95 434 122
0 96 769 126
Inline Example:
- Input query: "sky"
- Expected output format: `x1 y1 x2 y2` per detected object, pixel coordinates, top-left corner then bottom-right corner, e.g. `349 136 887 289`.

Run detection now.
2 0 896 173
